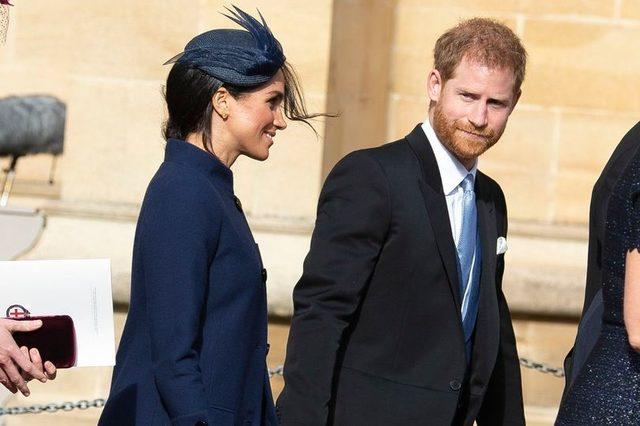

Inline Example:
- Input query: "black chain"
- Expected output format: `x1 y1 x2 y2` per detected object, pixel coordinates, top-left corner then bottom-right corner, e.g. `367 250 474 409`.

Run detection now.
270 361 565 379
0 398 105 415
519 357 565 377
268 364 284 378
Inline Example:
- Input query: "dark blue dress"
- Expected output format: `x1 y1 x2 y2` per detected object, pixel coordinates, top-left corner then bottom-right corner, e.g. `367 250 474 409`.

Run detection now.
99 139 276 426
557 148 640 425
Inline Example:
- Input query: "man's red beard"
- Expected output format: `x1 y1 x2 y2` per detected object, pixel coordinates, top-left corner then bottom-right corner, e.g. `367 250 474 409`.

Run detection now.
432 102 503 164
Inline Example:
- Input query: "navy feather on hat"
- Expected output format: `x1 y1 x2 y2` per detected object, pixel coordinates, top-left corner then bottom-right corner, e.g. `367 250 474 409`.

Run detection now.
164 6 285 87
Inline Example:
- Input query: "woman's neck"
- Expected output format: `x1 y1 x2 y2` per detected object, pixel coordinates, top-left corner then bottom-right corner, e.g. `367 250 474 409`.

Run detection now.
185 133 239 167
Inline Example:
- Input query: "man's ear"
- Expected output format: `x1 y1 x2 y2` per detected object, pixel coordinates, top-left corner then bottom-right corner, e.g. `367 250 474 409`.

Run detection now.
212 88 230 119
427 69 443 103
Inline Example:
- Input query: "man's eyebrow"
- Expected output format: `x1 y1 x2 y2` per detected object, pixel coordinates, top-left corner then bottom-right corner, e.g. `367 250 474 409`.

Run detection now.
489 95 511 104
457 89 479 97
457 88 511 103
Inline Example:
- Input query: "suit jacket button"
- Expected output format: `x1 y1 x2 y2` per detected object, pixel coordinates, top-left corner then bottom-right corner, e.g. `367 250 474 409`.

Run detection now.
194 421 208 426
261 268 267 283
449 380 462 391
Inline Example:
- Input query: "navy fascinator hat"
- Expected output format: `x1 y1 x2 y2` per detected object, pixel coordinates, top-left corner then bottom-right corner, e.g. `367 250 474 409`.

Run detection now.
164 6 286 87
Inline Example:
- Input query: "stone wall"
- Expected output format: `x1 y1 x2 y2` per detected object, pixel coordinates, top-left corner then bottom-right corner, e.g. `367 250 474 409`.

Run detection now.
2 0 640 421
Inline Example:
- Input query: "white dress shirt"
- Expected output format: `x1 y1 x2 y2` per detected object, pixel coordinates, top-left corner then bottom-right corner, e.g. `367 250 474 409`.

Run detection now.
421 119 478 320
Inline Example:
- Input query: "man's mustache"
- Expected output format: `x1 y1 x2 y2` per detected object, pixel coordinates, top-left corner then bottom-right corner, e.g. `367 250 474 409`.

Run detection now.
455 122 495 140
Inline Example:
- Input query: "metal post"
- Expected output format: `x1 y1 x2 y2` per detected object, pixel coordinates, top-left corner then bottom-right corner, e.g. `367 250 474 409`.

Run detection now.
48 155 58 184
0 156 19 207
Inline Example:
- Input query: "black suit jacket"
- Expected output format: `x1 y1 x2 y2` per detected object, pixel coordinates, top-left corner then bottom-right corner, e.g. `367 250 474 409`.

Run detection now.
277 126 524 426
562 122 640 392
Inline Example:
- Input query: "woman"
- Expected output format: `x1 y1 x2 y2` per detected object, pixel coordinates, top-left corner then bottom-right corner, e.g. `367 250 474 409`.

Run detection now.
556 123 640 425
99 7 318 425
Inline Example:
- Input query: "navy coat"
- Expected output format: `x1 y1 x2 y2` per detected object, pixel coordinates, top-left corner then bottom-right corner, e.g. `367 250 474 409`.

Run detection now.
100 139 276 426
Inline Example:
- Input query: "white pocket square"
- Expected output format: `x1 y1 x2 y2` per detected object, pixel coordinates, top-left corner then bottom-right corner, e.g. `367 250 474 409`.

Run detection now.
496 237 508 255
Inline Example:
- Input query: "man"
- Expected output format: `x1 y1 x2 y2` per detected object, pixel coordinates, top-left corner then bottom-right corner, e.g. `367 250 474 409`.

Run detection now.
277 18 526 425
561 122 640 396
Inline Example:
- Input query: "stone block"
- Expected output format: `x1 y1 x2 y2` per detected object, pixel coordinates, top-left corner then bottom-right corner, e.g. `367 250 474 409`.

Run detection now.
481 166 554 222
558 113 638 175
504 233 588 316
507 232 587 271
19 216 136 305
59 77 165 204
521 19 640 112
400 0 616 17
389 49 432 100
11 0 199 81
483 108 557 171
621 0 640 19
554 171 595 224
386 96 429 142
0 68 73 101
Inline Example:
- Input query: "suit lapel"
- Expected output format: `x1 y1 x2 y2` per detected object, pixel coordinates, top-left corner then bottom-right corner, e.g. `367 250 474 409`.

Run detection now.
470 173 500 390
406 125 462 312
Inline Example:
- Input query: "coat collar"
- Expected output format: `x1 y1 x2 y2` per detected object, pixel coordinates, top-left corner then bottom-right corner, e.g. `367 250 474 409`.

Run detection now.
164 138 234 195
406 125 463 311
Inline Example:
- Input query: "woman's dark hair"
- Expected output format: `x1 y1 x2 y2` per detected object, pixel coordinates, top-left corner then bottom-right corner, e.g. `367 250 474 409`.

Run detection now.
162 62 327 155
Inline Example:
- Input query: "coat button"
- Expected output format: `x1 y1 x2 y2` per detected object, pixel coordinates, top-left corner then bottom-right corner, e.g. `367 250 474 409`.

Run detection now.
194 421 208 426
261 268 267 283
449 380 462 391
233 196 243 212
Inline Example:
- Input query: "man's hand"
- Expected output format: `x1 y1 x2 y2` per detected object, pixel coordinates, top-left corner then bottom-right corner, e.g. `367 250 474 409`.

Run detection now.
0 318 49 395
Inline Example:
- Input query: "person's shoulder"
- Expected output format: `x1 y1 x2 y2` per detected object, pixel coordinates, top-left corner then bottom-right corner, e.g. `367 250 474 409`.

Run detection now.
477 170 499 187
623 121 640 141
477 170 505 201
333 138 413 175
147 161 216 199
358 138 412 162
141 162 223 221
153 160 211 185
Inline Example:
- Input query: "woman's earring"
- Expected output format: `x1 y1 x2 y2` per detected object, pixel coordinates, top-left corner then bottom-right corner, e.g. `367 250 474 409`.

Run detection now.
221 112 228 119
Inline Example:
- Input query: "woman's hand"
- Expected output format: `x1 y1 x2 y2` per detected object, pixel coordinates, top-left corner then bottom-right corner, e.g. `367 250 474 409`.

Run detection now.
0 318 48 395
19 345 56 381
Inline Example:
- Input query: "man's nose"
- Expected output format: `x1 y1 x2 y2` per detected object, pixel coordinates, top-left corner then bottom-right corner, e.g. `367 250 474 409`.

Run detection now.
468 103 488 128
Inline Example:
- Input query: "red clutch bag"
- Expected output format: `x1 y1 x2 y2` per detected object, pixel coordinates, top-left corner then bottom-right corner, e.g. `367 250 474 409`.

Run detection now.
12 315 77 369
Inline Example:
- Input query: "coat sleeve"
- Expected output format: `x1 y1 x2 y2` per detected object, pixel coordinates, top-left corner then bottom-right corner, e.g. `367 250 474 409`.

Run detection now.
137 173 221 425
477 185 525 426
276 151 391 425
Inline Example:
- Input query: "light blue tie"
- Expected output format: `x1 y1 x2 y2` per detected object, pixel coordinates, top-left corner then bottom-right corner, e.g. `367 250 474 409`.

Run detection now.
457 174 480 361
